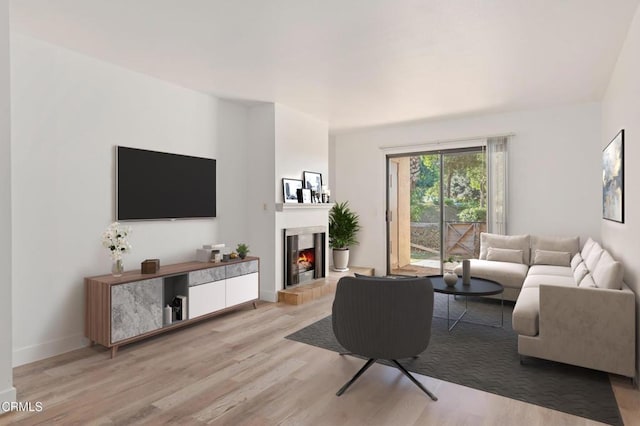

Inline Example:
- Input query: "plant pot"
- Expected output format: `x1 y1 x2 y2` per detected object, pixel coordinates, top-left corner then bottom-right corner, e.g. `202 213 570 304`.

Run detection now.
443 271 458 286
332 248 350 272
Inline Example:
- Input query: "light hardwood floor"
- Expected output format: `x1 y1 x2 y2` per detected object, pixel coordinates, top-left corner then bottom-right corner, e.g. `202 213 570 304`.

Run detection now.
3 274 639 425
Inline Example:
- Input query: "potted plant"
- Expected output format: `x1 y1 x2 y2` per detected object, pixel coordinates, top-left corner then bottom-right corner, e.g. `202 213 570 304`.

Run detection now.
329 201 361 271
236 243 250 259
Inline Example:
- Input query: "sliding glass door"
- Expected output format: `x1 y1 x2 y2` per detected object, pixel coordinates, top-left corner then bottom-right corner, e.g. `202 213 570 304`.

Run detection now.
387 147 487 275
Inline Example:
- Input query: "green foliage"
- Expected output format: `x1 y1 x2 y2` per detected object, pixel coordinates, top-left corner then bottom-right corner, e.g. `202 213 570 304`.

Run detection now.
410 151 487 223
458 206 487 222
236 243 250 256
329 201 361 249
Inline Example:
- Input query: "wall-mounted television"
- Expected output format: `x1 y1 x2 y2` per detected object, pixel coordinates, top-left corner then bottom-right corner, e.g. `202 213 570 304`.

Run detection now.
116 146 216 220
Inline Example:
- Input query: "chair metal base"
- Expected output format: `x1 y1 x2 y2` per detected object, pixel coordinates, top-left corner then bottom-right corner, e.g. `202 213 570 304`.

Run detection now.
336 357 438 400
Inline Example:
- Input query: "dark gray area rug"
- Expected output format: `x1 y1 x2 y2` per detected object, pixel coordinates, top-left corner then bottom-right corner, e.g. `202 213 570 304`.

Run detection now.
286 294 622 426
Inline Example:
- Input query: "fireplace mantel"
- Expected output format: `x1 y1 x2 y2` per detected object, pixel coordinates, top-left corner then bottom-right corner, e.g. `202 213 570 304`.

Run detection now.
275 203 335 212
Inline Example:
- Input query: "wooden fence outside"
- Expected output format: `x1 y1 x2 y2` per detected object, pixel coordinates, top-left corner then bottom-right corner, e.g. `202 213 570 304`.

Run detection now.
444 222 487 259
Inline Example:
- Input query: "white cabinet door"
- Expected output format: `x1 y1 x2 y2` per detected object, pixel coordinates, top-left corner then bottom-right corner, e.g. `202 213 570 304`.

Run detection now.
189 281 226 319
226 273 259 307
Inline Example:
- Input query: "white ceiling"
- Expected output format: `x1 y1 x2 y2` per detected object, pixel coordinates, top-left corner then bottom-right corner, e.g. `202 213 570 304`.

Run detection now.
10 0 640 132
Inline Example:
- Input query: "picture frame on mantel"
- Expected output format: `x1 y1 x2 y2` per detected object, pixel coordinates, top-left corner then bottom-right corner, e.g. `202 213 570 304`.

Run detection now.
602 129 624 223
282 178 303 204
303 171 323 193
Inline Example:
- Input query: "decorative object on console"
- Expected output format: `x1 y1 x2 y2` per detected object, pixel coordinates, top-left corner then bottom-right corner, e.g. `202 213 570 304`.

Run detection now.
602 129 624 223
236 243 250 259
329 201 361 271
102 222 132 277
303 171 323 194
321 185 330 203
141 259 160 274
282 178 303 204
163 305 172 325
196 243 225 262
297 188 312 203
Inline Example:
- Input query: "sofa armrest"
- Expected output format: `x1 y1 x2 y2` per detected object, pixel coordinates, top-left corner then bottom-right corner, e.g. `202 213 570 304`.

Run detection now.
537 283 635 377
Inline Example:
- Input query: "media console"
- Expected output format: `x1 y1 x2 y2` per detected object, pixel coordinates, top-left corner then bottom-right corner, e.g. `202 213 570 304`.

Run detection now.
85 257 259 358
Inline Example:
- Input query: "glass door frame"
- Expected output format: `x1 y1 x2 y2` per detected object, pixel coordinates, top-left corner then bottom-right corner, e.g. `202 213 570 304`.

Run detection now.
385 146 486 276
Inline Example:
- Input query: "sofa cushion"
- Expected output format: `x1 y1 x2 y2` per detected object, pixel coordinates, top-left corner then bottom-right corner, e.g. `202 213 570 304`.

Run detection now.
570 253 583 271
530 235 580 264
458 259 528 289
592 250 623 290
512 287 539 336
479 233 530 264
532 249 571 267
572 262 589 284
579 273 597 288
581 237 597 260
584 243 604 272
522 274 576 290
486 247 524 264
528 265 573 277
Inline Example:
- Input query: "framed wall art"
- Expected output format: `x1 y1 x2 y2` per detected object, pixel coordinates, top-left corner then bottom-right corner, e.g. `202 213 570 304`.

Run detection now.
282 178 303 204
303 171 323 193
602 129 624 223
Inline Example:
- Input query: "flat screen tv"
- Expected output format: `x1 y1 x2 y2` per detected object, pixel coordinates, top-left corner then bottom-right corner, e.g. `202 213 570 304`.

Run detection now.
116 146 216 220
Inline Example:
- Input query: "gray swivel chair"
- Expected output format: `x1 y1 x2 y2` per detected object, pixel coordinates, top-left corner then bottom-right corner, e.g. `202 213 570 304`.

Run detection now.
332 275 437 400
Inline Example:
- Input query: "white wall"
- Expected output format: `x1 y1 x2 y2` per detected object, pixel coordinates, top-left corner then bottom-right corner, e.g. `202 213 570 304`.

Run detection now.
246 104 276 301
0 0 16 412
10 34 248 365
245 103 329 301
332 103 602 275
601 2 640 379
274 104 329 291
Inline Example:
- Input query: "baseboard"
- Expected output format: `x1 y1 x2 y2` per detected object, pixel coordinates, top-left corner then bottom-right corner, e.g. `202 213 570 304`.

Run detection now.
0 386 17 413
13 333 86 367
260 289 278 303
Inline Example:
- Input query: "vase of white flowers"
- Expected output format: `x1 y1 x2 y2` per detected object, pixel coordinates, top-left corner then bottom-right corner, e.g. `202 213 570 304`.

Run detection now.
102 222 132 277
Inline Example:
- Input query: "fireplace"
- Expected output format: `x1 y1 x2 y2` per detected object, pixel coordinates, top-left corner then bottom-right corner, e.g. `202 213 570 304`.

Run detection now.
284 226 326 287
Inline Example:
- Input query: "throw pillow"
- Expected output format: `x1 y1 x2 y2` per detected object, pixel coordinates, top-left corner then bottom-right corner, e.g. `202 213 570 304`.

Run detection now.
572 262 588 284
479 233 530 261
584 242 603 272
581 237 597 260
530 235 580 264
592 250 623 290
570 253 583 271
579 273 597 288
486 247 524 264
532 249 571 267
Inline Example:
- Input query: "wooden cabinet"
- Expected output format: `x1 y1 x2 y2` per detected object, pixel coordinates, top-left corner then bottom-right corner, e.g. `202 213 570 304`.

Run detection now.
85 257 259 358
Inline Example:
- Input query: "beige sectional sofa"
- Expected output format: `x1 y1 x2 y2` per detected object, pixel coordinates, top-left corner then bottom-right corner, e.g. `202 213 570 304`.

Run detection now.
455 233 636 379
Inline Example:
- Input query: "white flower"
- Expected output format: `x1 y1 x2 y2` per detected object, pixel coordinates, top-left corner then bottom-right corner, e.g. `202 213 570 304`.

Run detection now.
102 222 132 261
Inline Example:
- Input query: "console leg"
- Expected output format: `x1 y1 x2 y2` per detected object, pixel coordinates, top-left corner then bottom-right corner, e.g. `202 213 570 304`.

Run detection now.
252 301 258 309
110 346 118 359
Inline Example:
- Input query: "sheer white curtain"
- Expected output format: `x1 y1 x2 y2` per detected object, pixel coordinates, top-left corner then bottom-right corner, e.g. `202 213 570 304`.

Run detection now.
487 136 509 234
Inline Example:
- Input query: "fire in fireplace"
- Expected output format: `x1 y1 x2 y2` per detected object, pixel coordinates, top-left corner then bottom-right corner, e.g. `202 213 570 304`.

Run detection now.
297 248 315 272
284 226 326 287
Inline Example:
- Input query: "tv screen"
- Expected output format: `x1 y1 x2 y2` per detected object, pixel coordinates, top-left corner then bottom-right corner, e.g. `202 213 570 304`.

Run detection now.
116 146 216 220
